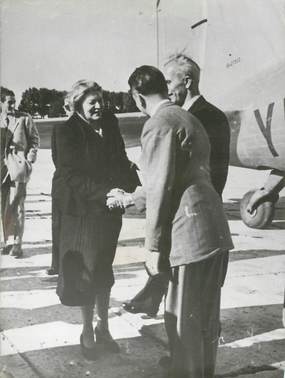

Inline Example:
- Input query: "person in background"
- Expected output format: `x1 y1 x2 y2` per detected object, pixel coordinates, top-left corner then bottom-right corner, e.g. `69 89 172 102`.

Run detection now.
107 65 233 377
0 87 39 258
46 96 73 276
52 80 139 360
122 54 231 317
164 53 230 196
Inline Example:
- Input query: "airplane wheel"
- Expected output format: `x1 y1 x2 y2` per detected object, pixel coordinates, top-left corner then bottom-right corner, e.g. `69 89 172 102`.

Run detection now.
240 190 276 229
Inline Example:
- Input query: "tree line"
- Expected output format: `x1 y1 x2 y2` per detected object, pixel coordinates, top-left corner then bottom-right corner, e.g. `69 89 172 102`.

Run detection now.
15 87 138 118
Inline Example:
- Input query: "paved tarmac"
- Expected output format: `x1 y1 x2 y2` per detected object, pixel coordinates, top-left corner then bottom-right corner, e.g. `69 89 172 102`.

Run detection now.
0 149 285 378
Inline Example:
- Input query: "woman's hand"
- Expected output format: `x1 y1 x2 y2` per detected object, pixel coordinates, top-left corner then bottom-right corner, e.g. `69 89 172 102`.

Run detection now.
106 196 125 210
106 188 134 209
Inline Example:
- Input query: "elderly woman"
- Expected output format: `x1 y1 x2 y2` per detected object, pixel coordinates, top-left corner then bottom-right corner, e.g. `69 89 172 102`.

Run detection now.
52 80 139 360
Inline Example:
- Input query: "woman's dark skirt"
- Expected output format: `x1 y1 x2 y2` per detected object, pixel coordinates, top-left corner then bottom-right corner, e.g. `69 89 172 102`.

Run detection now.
56 212 122 306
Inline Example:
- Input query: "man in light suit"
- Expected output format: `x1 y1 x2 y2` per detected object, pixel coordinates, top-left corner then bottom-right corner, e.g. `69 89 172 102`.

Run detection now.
121 54 231 318
1 87 39 257
107 66 233 377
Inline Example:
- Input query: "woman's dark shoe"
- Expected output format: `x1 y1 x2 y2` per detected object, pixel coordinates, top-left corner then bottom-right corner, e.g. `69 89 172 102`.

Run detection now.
46 267 58 275
80 334 97 360
9 244 23 258
159 356 171 369
122 301 158 317
1 245 13 255
95 327 120 353
122 302 138 313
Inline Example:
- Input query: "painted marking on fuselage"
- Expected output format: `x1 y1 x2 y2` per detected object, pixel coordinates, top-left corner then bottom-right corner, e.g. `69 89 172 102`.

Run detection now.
254 102 279 157
226 57 241 68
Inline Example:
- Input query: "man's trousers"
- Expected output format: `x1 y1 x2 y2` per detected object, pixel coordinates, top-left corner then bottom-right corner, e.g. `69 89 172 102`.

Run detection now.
1 179 26 245
164 250 229 378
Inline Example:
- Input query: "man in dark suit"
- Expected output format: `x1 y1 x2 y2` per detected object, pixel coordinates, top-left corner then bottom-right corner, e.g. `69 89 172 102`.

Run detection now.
164 53 230 196
121 55 231 318
107 65 233 377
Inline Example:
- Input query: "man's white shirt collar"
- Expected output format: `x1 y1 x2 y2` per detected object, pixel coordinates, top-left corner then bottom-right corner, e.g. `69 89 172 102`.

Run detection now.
182 95 201 111
0 113 12 127
150 99 170 117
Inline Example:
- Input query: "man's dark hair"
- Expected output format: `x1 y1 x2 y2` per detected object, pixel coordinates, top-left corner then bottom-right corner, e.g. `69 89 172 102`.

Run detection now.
0 86 15 102
128 65 168 96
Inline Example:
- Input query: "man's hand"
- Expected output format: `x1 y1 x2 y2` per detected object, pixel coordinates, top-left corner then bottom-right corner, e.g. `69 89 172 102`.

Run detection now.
106 188 134 210
27 149 37 164
145 250 160 276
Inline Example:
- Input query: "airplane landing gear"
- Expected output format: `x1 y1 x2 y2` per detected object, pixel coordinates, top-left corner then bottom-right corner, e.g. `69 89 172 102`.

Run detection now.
240 189 277 229
239 169 284 229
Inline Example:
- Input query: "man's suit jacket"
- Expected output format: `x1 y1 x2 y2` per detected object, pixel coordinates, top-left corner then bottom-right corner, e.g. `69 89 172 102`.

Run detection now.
0 111 39 182
134 102 233 267
189 96 230 196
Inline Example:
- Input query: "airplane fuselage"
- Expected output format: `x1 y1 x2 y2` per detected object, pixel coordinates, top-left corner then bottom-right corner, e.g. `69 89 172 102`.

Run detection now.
227 98 285 171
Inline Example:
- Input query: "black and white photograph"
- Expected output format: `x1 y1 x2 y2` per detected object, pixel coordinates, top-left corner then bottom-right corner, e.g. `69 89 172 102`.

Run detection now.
0 1 285 377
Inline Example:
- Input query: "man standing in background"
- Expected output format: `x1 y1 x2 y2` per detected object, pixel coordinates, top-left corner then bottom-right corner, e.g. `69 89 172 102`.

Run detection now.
0 87 39 257
164 53 230 197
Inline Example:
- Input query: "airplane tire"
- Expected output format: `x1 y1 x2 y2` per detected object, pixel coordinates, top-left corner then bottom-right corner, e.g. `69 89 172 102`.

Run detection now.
240 190 276 229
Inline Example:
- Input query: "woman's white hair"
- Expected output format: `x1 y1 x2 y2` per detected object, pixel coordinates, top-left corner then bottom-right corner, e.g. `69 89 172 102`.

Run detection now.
66 80 102 112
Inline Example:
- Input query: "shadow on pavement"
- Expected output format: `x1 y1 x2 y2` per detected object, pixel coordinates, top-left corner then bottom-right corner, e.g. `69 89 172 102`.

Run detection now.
228 249 285 262
221 304 284 343
0 335 167 378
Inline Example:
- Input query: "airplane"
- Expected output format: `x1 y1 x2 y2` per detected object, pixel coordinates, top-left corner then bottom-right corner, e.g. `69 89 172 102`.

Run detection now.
34 0 285 229
159 0 285 229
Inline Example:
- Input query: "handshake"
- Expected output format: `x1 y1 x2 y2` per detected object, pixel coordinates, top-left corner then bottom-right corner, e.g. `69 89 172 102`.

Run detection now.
107 187 160 276
106 188 134 210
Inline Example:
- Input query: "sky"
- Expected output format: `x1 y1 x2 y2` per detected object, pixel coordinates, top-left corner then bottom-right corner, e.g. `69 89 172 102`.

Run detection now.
1 0 200 102
2 0 284 108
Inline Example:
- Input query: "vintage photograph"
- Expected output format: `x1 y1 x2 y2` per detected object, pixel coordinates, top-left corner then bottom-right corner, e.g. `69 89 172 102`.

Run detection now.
0 1 284 377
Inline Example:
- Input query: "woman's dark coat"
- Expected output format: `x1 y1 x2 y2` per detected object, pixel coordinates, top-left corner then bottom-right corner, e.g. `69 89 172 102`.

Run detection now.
52 111 139 215
51 111 140 305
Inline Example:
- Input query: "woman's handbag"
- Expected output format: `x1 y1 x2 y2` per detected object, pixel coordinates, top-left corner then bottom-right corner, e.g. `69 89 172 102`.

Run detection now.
5 149 32 182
